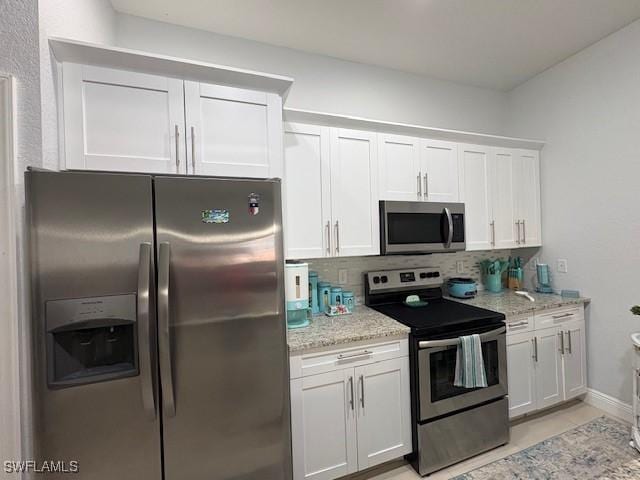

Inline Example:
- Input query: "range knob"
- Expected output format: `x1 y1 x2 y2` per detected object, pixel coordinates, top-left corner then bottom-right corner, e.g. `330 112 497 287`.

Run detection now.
419 272 428 279
372 276 380 284
433 272 440 278
426 272 435 278
380 275 388 283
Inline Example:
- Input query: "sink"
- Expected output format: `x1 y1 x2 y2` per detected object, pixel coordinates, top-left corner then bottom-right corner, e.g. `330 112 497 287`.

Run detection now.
631 333 640 348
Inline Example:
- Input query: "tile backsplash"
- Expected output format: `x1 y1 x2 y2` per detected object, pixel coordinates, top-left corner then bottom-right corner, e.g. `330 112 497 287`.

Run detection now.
301 250 514 302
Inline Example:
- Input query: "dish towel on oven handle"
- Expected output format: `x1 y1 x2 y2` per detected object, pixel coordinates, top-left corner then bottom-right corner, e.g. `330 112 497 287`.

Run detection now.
453 334 488 388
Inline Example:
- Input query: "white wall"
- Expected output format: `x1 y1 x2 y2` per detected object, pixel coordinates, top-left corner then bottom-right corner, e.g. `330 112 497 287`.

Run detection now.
115 14 509 136
507 18 640 405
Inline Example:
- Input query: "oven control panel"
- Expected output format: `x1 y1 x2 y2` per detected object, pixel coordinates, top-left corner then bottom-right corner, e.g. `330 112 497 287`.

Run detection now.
366 268 442 291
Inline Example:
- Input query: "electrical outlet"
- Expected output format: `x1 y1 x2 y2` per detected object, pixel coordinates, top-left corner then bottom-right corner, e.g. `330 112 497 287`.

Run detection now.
557 259 568 273
456 261 465 274
338 269 348 285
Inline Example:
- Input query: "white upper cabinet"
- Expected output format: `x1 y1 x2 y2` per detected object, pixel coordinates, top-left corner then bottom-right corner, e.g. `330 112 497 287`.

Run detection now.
514 149 542 247
421 140 459 202
378 134 421 201
63 64 186 174
283 123 331 259
458 144 493 251
490 148 518 249
184 82 283 178
330 128 380 257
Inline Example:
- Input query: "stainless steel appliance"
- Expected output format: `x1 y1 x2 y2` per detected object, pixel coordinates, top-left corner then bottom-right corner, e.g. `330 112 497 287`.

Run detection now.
27 170 292 480
365 268 508 476
379 201 466 254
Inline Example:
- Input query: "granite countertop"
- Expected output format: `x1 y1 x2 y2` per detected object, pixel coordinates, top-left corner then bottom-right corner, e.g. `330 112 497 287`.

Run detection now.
287 305 410 353
450 290 590 317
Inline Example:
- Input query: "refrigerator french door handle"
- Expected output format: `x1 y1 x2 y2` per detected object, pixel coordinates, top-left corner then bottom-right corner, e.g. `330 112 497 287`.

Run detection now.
444 207 453 248
158 242 176 417
138 242 156 420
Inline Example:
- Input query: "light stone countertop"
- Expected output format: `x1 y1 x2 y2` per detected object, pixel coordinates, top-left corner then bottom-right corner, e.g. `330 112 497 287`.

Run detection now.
287 305 410 353
448 290 590 318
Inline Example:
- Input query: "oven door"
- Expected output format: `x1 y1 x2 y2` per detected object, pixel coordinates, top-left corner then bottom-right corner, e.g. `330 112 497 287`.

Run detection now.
417 326 507 421
380 201 465 254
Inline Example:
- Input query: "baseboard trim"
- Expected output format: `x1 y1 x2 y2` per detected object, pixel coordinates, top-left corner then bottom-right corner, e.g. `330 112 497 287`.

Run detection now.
584 388 633 423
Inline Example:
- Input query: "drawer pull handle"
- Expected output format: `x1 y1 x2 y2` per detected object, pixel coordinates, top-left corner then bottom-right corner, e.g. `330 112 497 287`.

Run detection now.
338 350 373 360
552 313 573 320
509 321 529 328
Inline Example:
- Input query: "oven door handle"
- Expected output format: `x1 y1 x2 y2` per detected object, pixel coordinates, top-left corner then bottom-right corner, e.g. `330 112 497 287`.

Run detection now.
443 207 453 248
418 326 506 349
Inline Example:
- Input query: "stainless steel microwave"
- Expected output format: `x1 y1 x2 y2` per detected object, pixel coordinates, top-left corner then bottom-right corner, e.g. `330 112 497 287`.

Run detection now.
379 201 466 254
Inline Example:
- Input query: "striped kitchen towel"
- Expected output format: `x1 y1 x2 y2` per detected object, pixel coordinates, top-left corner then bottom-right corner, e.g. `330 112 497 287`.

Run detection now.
453 334 488 388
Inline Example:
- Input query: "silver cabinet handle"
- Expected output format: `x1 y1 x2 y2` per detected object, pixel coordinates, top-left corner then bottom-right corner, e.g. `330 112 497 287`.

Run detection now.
417 173 422 198
359 375 365 409
509 320 529 328
419 326 505 349
190 126 196 174
174 125 180 170
636 369 640 401
558 330 565 354
137 242 156 420
522 219 526 244
566 330 572 354
158 242 176 417
338 350 372 360
492 220 496 246
515 221 521 245
335 220 340 254
444 207 453 248
348 376 354 411
423 173 428 199
552 313 573 320
326 221 331 255
532 337 538 362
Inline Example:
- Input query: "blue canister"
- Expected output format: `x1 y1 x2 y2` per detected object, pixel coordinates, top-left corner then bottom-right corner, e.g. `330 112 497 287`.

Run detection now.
309 271 319 314
318 282 331 313
330 286 343 306
342 291 355 313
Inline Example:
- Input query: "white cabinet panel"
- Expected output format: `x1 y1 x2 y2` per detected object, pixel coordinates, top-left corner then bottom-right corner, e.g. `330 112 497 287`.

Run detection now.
507 331 537 418
185 82 282 178
378 134 420 201
491 149 518 249
421 140 459 202
535 327 564 409
283 124 331 259
562 320 587 400
330 129 379 256
291 370 357 480
515 149 542 247
458 144 492 251
63 63 186 174
355 358 411 470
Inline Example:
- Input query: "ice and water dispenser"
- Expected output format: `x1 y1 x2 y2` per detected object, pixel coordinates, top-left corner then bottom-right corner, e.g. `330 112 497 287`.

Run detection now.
45 294 139 388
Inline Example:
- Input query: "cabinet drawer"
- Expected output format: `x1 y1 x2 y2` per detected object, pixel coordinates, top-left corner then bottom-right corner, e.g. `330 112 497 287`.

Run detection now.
506 314 534 335
290 338 408 379
534 306 583 330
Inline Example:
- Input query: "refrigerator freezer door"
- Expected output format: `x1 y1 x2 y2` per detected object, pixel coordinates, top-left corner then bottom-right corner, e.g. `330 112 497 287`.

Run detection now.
26 170 161 480
154 176 291 480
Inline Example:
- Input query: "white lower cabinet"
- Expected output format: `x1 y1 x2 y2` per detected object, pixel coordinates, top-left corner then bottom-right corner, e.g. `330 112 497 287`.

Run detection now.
506 306 587 419
290 340 411 480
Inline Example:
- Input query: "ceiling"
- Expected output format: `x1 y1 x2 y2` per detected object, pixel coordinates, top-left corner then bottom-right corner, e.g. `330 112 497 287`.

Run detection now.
109 0 640 91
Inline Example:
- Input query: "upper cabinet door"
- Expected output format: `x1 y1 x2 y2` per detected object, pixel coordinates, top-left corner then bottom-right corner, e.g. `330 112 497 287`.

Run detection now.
63 63 186 174
458 144 493 251
377 134 420 201
283 123 332 259
491 148 518 249
421 140 459 202
330 128 380 257
184 82 283 178
515 149 542 247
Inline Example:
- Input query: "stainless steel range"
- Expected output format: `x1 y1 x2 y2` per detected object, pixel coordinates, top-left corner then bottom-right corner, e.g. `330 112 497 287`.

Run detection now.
365 268 509 476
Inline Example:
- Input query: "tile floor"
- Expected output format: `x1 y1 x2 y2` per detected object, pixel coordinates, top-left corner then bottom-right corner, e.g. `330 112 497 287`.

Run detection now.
347 401 626 480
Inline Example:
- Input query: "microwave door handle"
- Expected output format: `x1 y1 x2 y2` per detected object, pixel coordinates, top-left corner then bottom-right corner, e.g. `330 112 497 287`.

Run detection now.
158 242 176 417
137 242 156 420
418 326 506 349
443 207 453 248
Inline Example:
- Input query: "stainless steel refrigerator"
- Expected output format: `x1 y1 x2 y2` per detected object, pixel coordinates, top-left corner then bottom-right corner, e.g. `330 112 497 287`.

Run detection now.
26 170 292 480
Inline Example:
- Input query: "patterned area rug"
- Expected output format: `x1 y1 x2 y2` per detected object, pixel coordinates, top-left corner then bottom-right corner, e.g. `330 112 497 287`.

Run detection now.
453 416 640 479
